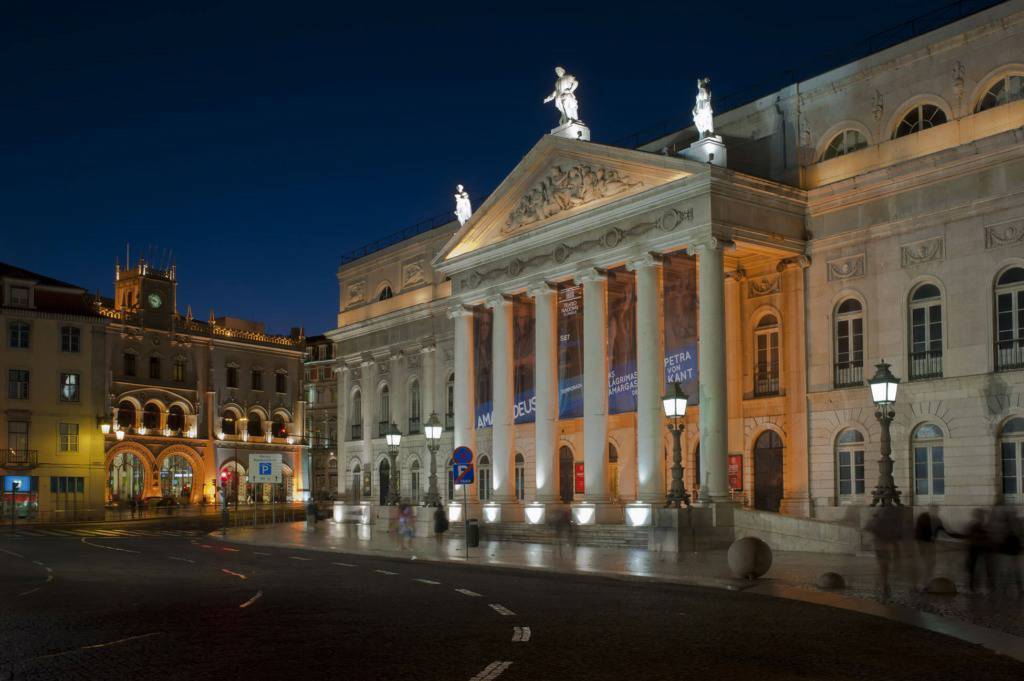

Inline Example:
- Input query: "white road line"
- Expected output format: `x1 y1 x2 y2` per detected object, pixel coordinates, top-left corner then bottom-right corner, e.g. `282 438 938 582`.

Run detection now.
413 578 440 585
81 537 140 554
239 591 263 609
511 626 531 642
46 574 54 583
80 632 162 650
18 587 42 597
221 547 240 552
288 556 312 561
254 551 271 556
32 560 44 566
469 661 512 681
455 588 482 597
221 569 248 580
489 603 516 616
332 561 356 567
169 556 196 564
0 549 25 558
374 569 397 575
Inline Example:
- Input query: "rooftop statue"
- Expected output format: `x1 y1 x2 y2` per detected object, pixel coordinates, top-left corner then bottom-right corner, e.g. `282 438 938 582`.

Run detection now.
543 66 582 126
693 77 714 139
454 184 472 226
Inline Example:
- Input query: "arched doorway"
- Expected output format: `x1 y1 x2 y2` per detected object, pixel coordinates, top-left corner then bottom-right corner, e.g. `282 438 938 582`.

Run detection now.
379 459 391 505
160 454 194 502
219 461 246 504
351 463 362 503
753 431 784 512
108 451 145 502
558 446 574 502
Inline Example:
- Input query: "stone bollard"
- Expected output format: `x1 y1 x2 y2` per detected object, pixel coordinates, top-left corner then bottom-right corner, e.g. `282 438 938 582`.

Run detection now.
727 536 773 580
924 576 957 595
815 572 846 590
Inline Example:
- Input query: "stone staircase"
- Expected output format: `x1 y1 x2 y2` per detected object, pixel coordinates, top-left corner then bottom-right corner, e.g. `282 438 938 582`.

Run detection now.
479 522 650 549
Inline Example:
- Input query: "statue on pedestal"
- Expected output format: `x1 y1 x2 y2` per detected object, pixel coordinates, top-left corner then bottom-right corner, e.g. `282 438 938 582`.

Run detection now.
454 184 472 226
693 77 714 139
544 66 582 125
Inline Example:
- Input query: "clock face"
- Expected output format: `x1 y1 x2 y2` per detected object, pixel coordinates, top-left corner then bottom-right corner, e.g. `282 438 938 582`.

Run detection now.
148 292 162 309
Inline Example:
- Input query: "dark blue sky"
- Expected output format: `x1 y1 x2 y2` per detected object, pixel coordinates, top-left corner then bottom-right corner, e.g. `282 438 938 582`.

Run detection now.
2 0 953 334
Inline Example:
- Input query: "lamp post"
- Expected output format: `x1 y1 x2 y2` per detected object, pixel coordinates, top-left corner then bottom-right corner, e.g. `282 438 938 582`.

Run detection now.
869 361 902 507
662 382 691 508
423 412 443 507
385 422 402 506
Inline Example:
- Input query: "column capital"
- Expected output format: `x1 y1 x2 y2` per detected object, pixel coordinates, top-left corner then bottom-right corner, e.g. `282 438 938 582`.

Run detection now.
419 344 436 355
776 254 811 272
484 293 515 310
574 267 607 285
625 252 664 272
724 266 747 282
526 280 557 299
691 235 736 252
446 304 475 320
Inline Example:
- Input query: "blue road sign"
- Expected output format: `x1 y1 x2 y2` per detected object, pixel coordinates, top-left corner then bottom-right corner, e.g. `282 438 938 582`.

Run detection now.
258 462 272 476
452 446 473 465
454 463 475 484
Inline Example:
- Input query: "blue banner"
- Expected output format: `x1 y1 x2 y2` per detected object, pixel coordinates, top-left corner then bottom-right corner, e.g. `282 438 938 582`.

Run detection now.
664 252 699 402
557 284 583 419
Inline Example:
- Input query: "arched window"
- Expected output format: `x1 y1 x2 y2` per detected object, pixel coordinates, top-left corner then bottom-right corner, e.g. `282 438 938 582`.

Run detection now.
221 410 237 435
410 459 421 504
350 390 363 440
909 284 943 380
378 385 390 437
478 455 492 501
149 356 161 380
515 453 525 501
754 314 780 396
143 403 160 431
835 429 865 499
160 455 194 499
893 103 947 138
608 444 619 499
1000 418 1024 497
378 286 393 302
247 413 263 438
446 374 455 428
167 405 185 432
976 73 1024 112
834 299 864 387
912 423 945 497
408 379 421 433
995 267 1024 371
117 400 136 429
821 129 867 160
272 414 288 439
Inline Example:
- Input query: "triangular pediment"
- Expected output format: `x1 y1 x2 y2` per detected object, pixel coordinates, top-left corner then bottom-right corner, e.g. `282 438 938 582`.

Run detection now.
436 136 699 263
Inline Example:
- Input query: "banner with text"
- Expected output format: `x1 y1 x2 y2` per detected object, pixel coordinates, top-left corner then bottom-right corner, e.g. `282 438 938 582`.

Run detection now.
474 307 493 429
557 284 584 419
513 297 536 424
607 268 638 414
663 252 699 403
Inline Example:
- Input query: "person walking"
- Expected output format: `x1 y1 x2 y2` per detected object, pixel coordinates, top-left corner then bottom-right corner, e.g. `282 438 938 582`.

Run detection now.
433 503 449 551
913 505 947 589
866 506 900 597
962 508 995 593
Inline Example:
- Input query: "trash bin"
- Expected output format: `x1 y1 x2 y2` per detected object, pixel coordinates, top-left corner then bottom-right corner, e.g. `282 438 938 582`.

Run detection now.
466 519 480 547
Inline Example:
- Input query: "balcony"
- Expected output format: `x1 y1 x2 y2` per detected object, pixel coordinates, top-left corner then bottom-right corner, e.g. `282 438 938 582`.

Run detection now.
834 362 863 389
996 339 1024 372
2 449 38 470
908 350 943 381
753 365 780 397
407 416 420 435
349 423 363 441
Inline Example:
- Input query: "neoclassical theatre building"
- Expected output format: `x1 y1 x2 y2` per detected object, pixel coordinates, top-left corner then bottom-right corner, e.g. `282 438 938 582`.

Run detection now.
329 1 1024 529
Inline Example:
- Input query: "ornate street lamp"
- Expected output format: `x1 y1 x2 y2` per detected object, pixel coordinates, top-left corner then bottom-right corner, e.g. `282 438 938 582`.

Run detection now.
97 416 112 435
385 422 402 506
869 361 902 507
662 382 691 508
423 412 443 507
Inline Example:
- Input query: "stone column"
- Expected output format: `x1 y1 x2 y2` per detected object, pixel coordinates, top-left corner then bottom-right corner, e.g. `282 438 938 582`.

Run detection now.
697 238 729 501
628 254 665 503
528 282 558 502
576 268 608 502
420 345 436 424
488 294 515 502
448 306 476 454
360 359 374 469
337 365 350 498
779 256 811 515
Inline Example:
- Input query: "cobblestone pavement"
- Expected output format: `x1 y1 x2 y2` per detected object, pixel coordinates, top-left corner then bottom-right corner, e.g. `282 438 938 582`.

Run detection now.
3 531 1023 680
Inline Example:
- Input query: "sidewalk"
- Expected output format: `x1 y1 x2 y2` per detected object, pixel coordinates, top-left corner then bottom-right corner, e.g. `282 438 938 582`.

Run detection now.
219 520 1024 652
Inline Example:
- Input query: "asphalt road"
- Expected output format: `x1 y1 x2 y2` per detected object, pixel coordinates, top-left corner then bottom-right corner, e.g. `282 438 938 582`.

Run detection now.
2 530 1022 681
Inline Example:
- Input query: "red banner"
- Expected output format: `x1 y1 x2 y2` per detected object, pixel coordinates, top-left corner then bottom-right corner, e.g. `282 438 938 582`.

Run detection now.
728 454 743 491
574 462 585 494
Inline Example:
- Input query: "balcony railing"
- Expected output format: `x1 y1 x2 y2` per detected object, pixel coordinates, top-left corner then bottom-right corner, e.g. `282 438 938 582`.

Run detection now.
2 449 38 470
407 416 421 435
349 423 362 441
909 350 943 380
445 412 454 429
996 339 1024 372
753 366 780 397
834 362 864 389
377 421 390 438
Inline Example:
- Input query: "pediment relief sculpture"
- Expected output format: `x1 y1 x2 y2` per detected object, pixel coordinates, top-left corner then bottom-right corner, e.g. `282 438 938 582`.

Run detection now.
402 261 426 289
503 164 643 235
346 281 366 307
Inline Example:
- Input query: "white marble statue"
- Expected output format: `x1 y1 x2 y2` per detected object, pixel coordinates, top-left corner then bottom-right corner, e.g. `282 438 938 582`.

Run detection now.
454 184 472 226
693 77 714 138
543 66 581 125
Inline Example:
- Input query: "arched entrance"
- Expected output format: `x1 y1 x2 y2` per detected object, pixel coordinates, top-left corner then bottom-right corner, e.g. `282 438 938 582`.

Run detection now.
753 431 784 512
558 446 574 502
160 455 194 502
220 461 247 504
379 459 391 505
108 451 145 502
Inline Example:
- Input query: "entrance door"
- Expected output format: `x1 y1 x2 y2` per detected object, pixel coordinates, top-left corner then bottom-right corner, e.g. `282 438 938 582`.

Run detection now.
379 459 390 505
753 431 784 512
558 447 574 502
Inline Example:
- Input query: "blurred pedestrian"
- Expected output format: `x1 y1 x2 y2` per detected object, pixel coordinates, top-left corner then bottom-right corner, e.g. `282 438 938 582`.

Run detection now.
552 507 569 558
398 504 415 551
962 508 995 593
866 506 900 596
433 503 449 548
913 505 948 589
994 509 1022 596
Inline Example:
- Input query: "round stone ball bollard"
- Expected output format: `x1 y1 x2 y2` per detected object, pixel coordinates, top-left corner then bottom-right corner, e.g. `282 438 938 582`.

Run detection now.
815 572 846 590
727 536 773 580
925 576 957 595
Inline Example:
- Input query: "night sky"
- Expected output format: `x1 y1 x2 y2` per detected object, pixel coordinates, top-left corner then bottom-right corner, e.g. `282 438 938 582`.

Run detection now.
3 0 952 334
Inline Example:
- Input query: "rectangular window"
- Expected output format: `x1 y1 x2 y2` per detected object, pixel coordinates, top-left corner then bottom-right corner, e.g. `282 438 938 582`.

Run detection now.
276 373 287 393
1003 442 1018 495
226 366 238 388
8 321 29 348
59 423 79 452
8 420 29 451
837 449 864 496
251 370 263 391
9 285 30 307
149 356 161 380
60 373 80 402
8 369 29 399
61 326 81 353
124 353 136 377
173 359 185 382
931 446 944 495
914 447 929 496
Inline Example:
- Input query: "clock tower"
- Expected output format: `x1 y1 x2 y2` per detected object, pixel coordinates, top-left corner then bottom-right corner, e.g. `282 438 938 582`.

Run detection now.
113 258 177 331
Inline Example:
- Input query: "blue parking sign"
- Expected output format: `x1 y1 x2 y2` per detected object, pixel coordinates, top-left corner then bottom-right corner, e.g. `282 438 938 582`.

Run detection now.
453 463 474 484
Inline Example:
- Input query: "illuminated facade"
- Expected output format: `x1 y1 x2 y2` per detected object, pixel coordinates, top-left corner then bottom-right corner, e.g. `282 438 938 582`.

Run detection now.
331 2 1024 528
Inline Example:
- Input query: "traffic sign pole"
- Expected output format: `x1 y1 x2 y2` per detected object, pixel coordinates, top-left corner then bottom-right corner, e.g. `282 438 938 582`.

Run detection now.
463 483 468 560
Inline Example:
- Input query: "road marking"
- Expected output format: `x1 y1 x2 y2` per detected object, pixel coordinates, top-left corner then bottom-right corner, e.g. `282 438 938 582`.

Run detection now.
239 591 263 609
374 569 397 575
221 569 248 580
254 551 271 556
46 574 54 583
199 544 214 549
33 560 44 566
169 556 196 564
455 588 481 597
414 578 440 585
288 556 312 561
0 549 25 558
221 547 240 552
81 537 140 554
511 626 531 642
489 603 516 616
45 567 53 573
469 661 512 681
18 587 42 597
332 561 356 567
81 632 162 650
